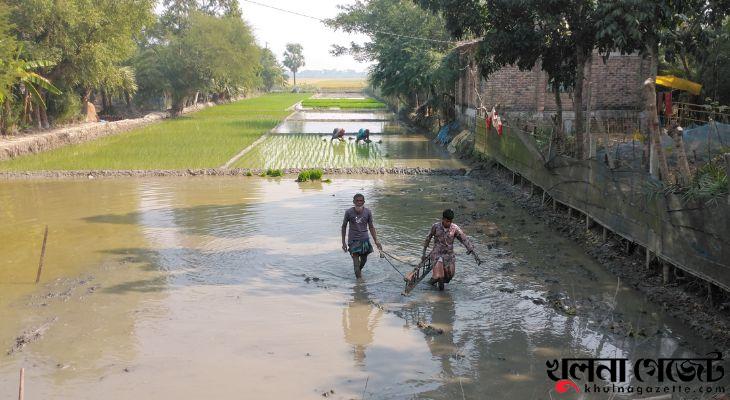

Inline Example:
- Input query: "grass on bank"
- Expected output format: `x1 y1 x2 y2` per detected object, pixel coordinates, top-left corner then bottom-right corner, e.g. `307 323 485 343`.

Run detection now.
300 98 386 109
0 93 311 171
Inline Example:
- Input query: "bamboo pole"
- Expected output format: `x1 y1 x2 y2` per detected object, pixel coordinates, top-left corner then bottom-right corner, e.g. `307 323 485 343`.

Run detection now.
35 225 48 284
18 368 24 400
644 79 671 181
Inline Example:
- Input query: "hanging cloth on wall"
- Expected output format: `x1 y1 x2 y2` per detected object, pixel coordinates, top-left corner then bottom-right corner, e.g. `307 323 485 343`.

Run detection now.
486 107 495 131
664 92 673 117
494 112 503 136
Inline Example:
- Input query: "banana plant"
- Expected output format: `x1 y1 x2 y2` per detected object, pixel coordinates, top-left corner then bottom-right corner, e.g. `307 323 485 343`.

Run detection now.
0 49 61 133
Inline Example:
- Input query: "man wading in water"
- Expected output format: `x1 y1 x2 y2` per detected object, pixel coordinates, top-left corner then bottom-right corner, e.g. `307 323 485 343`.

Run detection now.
342 193 383 279
423 209 481 290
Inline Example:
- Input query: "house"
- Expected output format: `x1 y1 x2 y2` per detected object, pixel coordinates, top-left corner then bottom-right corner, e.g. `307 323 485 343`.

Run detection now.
453 41 651 133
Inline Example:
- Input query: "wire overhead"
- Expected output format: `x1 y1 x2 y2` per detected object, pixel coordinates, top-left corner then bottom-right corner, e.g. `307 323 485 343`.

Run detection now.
241 0 458 45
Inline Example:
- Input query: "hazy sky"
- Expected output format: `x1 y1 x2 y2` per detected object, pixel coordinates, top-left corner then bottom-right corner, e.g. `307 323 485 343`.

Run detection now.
240 0 373 72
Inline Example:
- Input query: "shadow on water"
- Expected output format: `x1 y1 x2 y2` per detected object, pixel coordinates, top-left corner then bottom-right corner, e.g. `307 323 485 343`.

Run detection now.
342 282 384 367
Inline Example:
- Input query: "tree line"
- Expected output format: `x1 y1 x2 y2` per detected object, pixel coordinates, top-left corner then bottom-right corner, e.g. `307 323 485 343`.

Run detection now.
330 0 730 159
0 0 289 135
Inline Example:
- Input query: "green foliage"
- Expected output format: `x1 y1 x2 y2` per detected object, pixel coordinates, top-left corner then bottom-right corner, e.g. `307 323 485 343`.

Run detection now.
308 169 323 180
283 43 305 85
328 0 454 109
645 153 728 206
296 170 310 182
296 168 324 182
300 98 386 109
0 93 309 170
265 168 283 177
148 11 261 114
260 48 287 92
0 0 19 105
48 90 83 125
5 0 154 125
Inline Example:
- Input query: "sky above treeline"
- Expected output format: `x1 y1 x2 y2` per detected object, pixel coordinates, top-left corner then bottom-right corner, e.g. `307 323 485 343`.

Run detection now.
240 0 373 72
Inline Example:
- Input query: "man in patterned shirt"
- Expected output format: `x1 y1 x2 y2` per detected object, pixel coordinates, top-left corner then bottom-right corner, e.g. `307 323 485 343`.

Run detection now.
342 193 383 279
422 209 481 290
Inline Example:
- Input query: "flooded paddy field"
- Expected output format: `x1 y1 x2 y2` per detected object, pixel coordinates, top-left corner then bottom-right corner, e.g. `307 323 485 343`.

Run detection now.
236 106 464 170
232 134 462 169
1 176 725 399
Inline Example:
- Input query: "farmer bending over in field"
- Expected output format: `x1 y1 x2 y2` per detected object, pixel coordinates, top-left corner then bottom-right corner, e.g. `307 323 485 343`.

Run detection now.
422 209 481 290
356 128 371 143
342 193 383 279
331 128 346 141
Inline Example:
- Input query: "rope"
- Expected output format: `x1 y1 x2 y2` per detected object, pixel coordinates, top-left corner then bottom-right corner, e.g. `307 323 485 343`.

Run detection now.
380 249 422 268
380 253 407 280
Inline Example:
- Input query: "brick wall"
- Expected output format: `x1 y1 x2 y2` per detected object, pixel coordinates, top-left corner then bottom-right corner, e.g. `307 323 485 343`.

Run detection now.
456 50 650 114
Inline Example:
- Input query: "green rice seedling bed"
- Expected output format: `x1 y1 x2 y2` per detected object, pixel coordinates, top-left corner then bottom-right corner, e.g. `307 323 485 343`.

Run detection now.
0 93 310 171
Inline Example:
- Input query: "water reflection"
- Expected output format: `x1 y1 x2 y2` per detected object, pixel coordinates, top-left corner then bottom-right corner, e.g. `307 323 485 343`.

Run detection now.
342 283 384 367
0 177 725 399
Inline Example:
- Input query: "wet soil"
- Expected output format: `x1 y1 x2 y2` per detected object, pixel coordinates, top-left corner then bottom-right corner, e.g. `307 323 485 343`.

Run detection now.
467 162 730 351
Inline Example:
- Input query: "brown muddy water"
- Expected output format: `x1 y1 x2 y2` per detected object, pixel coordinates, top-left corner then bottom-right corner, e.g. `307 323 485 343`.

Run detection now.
0 176 725 399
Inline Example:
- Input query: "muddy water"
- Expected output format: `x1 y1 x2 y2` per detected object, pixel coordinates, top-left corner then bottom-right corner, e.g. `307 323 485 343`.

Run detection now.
0 176 724 399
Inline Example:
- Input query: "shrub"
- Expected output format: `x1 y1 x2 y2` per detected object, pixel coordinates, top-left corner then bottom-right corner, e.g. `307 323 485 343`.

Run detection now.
296 170 311 182
308 169 323 180
265 168 282 177
296 168 323 182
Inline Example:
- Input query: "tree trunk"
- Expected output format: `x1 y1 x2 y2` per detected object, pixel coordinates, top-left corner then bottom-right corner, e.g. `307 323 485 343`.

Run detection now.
552 80 565 149
646 38 659 176
669 124 691 185
602 117 615 168
293 71 297 86
585 53 595 158
1 100 10 135
644 78 671 182
33 102 42 129
101 89 108 113
82 88 92 116
39 91 50 129
172 95 188 117
574 45 586 159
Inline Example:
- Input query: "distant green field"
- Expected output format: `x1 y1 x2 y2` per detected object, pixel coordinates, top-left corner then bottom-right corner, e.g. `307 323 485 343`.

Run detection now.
300 98 386 109
0 93 310 171
293 78 367 91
